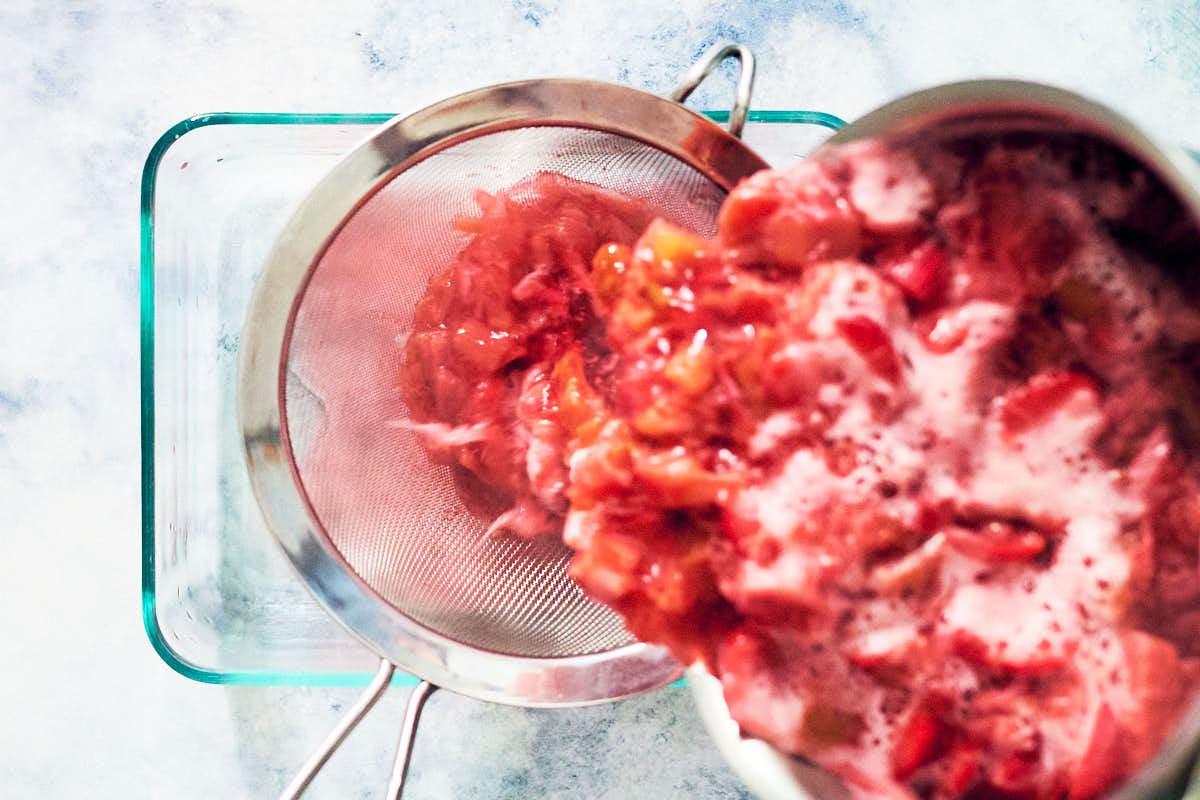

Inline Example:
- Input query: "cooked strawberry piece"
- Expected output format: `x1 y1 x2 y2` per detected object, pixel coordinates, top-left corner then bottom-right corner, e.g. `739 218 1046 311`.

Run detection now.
1068 704 1121 800
944 522 1046 562
996 371 1099 434
893 705 949 780
988 751 1040 797
940 743 982 798
716 185 780 240
950 628 1070 677
1119 630 1184 765
764 201 862 268
836 315 901 382
720 162 861 267
880 239 947 303
761 345 814 407
914 309 969 354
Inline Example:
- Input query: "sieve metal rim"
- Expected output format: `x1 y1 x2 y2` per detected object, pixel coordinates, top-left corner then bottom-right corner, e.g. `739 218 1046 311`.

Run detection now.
237 77 769 708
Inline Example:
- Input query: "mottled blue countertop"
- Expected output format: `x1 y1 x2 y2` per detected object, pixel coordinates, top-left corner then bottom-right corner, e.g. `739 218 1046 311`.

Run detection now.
5 1 1200 797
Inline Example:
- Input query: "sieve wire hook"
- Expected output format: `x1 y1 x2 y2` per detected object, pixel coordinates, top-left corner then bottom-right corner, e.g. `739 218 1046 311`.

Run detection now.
666 42 756 139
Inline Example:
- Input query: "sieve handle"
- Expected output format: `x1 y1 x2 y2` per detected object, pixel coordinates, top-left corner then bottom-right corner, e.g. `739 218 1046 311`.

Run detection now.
386 679 438 799
280 659 396 799
666 42 756 139
278 660 438 800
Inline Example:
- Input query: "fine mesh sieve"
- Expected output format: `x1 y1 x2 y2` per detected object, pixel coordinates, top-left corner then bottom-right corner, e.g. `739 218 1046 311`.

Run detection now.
238 44 769 798
286 127 728 660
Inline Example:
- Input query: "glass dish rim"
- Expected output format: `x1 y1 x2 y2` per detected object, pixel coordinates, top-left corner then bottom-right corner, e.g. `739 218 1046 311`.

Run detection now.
139 109 846 687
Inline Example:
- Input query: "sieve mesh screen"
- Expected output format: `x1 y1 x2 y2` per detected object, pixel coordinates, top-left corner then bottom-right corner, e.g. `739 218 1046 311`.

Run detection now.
283 127 727 657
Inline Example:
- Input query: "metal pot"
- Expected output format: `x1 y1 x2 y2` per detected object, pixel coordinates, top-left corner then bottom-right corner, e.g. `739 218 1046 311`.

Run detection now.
690 79 1200 800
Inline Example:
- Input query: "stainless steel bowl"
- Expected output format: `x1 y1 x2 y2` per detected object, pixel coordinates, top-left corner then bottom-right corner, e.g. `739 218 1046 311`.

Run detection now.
690 79 1200 800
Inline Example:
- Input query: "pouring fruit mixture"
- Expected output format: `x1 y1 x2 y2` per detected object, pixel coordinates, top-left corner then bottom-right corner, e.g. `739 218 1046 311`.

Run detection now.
400 133 1200 799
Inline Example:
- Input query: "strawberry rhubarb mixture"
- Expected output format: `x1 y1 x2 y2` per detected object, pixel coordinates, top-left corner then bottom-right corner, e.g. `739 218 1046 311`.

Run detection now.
401 137 1200 799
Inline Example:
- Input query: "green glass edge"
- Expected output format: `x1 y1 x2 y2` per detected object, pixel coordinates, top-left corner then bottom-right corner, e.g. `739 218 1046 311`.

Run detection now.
706 108 847 129
140 109 845 686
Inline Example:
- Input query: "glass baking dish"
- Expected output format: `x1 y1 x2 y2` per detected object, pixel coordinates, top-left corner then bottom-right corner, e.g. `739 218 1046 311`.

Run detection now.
140 109 844 686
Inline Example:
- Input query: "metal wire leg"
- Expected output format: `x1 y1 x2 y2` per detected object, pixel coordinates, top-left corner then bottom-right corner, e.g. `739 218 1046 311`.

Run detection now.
386 680 438 800
280 659 396 800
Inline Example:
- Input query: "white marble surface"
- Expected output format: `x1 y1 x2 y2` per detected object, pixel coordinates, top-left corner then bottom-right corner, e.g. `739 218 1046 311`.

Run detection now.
4 1 1200 798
